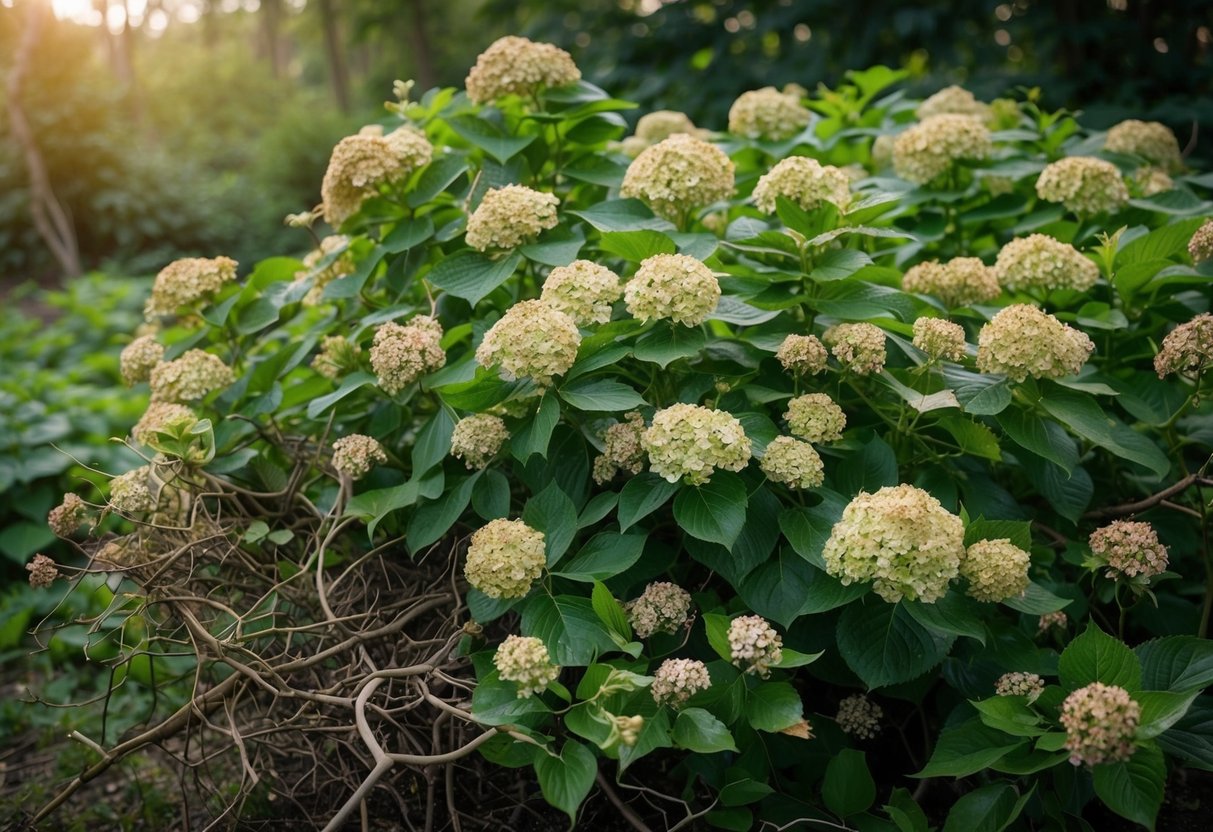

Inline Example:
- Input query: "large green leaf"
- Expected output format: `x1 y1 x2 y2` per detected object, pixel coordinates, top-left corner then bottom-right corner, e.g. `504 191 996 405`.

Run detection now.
1136 690 1200 739
837 601 956 689
940 783 1029 832
521 594 617 666
617 473 679 530
570 198 673 232
1092 741 1165 831
1058 624 1142 692
512 392 561 460
523 481 578 565
996 409 1076 473
822 750 876 818
673 472 749 550
1156 696 1213 771
407 472 479 551
597 229 676 261
1136 635 1213 692
835 434 898 496
917 722 1027 778
904 593 987 645
673 707 738 753
1039 389 1170 477
412 408 455 475
552 532 646 582
447 114 536 163
307 371 376 419
737 547 814 628
533 740 597 825
633 324 706 368
1002 582 1071 614
557 378 647 411
428 250 523 305
746 681 804 732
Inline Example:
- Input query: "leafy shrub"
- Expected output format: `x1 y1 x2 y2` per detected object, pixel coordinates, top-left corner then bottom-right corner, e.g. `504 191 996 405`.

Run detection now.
19 37 1213 831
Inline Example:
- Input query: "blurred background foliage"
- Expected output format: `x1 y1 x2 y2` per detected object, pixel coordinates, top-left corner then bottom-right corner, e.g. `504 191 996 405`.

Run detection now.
1 0 1211 280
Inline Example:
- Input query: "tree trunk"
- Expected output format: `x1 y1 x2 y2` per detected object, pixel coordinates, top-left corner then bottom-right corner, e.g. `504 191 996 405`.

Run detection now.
6 3 82 278
406 0 437 92
261 0 284 78
317 0 351 113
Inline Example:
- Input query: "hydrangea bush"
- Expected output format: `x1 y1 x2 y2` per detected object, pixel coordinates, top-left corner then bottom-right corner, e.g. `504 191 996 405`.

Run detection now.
26 38 1213 831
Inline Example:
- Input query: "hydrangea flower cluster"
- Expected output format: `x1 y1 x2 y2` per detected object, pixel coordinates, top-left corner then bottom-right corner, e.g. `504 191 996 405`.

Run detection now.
893 115 992 184
144 256 238 320
321 126 433 226
995 672 1045 700
475 300 581 386
331 435 388 481
1038 611 1069 636
1134 166 1174 196
26 553 59 589
465 185 560 252
1088 520 1169 580
48 493 87 538
1035 156 1129 216
728 615 783 677
728 86 811 141
1104 119 1182 172
641 403 752 485
824 322 887 375
912 318 967 362
1060 683 1141 766
760 436 825 489
540 260 622 326
451 414 510 470
592 411 647 484
149 349 235 403
110 467 157 513
464 518 546 599
871 134 896 169
961 538 1031 602
635 110 703 143
464 36 580 104
752 156 851 214
620 133 735 222
784 393 846 444
836 694 882 739
370 316 446 394
976 305 1094 382
311 336 362 381
994 234 1099 293
626 582 693 638
623 254 720 326
120 335 165 386
1154 313 1213 379
776 334 828 376
1189 220 1213 263
901 257 1001 308
132 401 196 446
493 635 560 698
823 484 966 603
295 235 354 305
915 85 993 122
651 658 712 708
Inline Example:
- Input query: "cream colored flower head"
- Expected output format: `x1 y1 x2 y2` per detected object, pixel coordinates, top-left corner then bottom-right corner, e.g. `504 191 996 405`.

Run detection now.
913 318 967 362
651 658 711 708
728 614 783 677
465 518 546 599
823 484 965 603
149 349 235 403
760 436 825 489
636 110 703 143
48 493 87 538
620 133 735 222
451 414 510 470
902 257 1001 308
465 36 580 104
776 334 828 376
1105 119 1182 172
624 253 720 326
465 185 560 252
593 411 647 484
1189 220 1213 264
1089 520 1169 580
371 316 446 395
493 634 560 698
120 335 165 387
837 694 882 739
824 322 887 375
1061 683 1140 766
110 466 157 514
916 85 993 122
753 156 852 214
132 401 196 446
994 234 1099 293
332 435 387 481
296 235 355 305
641 403 751 485
962 538 1031 602
728 86 812 141
1154 312 1213 379
871 134 896 169
1133 166 1174 197
1035 156 1129 215
312 335 362 381
626 581 693 638
893 115 992 184
784 393 846 444
475 300 581 386
1038 610 1068 636
540 260 622 326
995 672 1045 701
321 126 433 227
976 304 1094 382
144 256 238 320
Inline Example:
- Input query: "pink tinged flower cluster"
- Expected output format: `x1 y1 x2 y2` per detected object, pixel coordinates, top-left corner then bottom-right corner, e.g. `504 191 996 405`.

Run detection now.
331 435 388 481
976 305 1094 382
1088 520 1169 580
1154 313 1213 379
824 322 887 375
626 582 693 638
475 300 581 386
1060 682 1140 766
651 658 711 708
370 316 446 395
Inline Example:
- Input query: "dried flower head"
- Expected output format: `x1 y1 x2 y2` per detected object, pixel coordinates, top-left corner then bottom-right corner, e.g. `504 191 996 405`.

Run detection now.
475 300 581 386
728 87 812 141
451 414 510 470
976 305 1094 382
26 553 59 589
893 115 992 184
1089 520 1169 580
322 126 433 227
120 336 165 386
760 436 825 489
995 671 1045 701
1061 683 1140 766
311 336 363 380
493 634 560 698
824 322 887 375
295 235 355 305
1105 119 1182 172
916 85 993 122
902 257 1001 308
1154 313 1213 379
624 253 720 326
784 393 846 444
110 466 157 513
728 614 783 677
593 411 647 484
635 110 703 143
913 318 967 362
626 582 693 638
620 133 735 222
371 316 446 394
149 350 235 403
132 401 197 446
465 185 560 252
641 403 752 485
465 36 580 104
1036 156 1129 216
465 518 546 599
540 260 623 325
837 694 883 739
1189 220 1213 264
823 484 966 603
776 334 829 376
752 156 852 214
48 493 88 538
144 256 238 320
651 658 711 708
962 538 1031 602
332 435 388 480
994 234 1100 294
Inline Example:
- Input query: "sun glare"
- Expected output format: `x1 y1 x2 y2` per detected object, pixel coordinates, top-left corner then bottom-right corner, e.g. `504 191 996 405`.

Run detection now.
47 0 204 30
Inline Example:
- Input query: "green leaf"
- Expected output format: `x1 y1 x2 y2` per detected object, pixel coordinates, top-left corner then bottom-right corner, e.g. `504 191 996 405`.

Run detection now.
1058 624 1142 692
996 409 1076 474
719 778 775 807
737 546 815 628
512 392 561 460
578 491 618 528
1136 689 1200 739
413 408 455 475
407 472 479 551
1039 389 1170 477
884 788 931 832
673 472 749 550
307 371 376 419
809 248 873 282
822 749 876 818
619 708 673 772
617 473 679 531
557 378 647 411
598 229 676 261
835 434 898 496
590 581 631 641
1002 582 1071 614
937 414 1003 462
533 740 597 825
746 682 804 732
703 613 734 663
448 114 536 163
523 481 578 565
779 503 842 569
471 671 551 725
673 707 738 753
774 648 823 669
410 154 468 206
521 225 586 267
382 216 436 253
471 469 511 520
570 198 673 232
1136 635 1213 692
234 297 280 334
633 324 706 368
963 518 1032 551
917 722 1027 778
522 595 617 666
903 593 987 645
972 696 1045 737
553 532 645 581
837 601 956 689
428 251 523 305
1156 697 1213 771
943 367 1012 416
345 471 438 536
941 783 1028 832
1092 742 1165 831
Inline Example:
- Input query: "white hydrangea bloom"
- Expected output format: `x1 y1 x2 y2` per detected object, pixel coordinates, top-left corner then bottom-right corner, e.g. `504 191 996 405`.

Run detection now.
475 300 581 386
641 403 752 485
